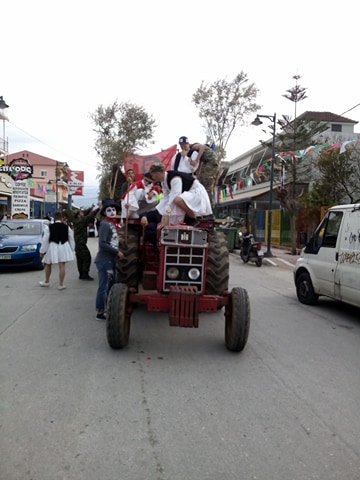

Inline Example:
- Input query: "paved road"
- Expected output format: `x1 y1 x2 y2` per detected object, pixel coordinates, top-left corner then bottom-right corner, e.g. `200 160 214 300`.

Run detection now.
1 237 359 480
232 247 299 270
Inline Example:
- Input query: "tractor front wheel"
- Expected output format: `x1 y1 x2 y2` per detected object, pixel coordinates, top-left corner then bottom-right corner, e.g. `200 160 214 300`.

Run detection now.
106 283 131 349
225 287 250 352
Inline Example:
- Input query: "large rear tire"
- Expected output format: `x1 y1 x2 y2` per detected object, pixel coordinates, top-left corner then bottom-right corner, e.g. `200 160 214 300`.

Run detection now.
205 230 229 295
117 228 139 289
225 287 250 352
296 272 319 305
106 283 131 349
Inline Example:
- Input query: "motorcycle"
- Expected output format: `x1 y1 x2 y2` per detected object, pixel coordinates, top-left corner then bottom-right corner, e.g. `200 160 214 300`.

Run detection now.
238 230 264 267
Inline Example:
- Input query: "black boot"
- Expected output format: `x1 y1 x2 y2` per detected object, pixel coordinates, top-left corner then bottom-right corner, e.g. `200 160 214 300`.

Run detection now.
80 272 94 280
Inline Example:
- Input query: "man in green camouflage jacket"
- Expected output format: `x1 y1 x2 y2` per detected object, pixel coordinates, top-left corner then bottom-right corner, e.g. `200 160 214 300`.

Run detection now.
72 204 99 280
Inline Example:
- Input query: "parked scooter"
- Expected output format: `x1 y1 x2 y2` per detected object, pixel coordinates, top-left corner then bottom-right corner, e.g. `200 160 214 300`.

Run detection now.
238 230 264 267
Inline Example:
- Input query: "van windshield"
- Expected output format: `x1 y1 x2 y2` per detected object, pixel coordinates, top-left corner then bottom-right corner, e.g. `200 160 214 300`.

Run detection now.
306 211 343 253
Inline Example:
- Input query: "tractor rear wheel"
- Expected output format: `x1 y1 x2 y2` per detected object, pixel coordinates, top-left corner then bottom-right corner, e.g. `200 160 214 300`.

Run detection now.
117 228 139 289
225 287 250 352
106 283 131 349
205 230 229 295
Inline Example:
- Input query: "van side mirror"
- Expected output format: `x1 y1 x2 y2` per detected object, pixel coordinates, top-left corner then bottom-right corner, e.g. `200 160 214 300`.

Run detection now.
304 235 320 254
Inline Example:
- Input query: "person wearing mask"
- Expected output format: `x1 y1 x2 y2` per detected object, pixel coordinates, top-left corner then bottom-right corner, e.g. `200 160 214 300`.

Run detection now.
121 172 159 221
94 199 124 321
39 211 75 290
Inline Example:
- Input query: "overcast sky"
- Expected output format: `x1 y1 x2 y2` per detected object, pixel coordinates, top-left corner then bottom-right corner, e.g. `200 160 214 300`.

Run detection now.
2 0 359 205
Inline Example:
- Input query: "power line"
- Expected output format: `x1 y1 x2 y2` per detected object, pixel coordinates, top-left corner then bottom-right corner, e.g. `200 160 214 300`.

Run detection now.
8 120 99 171
340 103 360 116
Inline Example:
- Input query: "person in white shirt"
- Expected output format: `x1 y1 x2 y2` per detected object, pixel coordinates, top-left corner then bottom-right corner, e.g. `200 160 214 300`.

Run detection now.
121 172 159 220
170 136 199 174
144 162 212 226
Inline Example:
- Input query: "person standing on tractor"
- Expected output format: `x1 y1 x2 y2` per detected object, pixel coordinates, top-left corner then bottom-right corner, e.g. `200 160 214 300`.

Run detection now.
183 137 219 208
72 204 99 280
170 136 199 174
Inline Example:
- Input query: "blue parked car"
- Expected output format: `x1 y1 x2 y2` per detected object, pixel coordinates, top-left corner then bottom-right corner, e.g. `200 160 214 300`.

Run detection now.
0 219 50 270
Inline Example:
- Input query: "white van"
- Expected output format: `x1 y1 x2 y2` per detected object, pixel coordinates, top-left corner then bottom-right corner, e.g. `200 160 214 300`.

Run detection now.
294 204 360 307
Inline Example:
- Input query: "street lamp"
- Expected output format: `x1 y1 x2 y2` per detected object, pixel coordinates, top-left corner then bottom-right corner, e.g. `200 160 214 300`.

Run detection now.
251 113 276 257
0 96 9 156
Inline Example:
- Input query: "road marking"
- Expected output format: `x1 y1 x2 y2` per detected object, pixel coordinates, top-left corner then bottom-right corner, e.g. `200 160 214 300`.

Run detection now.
277 258 296 268
263 258 277 266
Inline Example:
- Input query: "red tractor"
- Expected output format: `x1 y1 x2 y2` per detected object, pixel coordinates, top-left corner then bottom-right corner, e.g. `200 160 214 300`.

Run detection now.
106 217 250 352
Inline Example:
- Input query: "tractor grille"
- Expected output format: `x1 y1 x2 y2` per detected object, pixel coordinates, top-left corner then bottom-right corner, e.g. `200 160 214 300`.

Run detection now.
161 226 208 293
162 244 206 292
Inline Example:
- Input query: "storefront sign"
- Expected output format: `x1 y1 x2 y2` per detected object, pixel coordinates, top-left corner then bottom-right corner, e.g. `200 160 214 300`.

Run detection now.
11 179 30 218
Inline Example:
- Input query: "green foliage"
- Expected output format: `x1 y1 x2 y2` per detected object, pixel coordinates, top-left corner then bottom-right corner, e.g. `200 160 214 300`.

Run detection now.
272 75 328 254
90 101 156 198
192 72 260 161
302 184 335 208
275 115 328 151
306 147 360 205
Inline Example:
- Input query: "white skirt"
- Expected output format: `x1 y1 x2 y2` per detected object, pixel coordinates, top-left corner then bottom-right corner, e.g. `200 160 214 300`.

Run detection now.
157 177 213 225
42 241 75 264
179 179 212 216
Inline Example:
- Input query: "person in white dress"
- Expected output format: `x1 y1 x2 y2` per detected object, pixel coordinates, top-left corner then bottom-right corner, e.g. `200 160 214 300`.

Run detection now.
144 162 213 227
39 211 75 290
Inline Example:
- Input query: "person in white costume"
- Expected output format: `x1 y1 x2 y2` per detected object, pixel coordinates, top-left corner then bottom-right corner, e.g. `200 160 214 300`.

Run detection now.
39 211 75 290
144 162 212 227
121 172 159 221
170 136 199 174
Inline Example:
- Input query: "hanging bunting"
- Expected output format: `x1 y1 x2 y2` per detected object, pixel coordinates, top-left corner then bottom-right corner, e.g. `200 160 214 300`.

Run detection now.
219 138 360 201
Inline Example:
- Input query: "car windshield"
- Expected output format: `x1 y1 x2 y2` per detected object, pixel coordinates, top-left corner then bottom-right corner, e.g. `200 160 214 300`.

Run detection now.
0 222 42 235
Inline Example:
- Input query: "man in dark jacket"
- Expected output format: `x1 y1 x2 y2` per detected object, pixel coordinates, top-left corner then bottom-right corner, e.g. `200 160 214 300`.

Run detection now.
72 204 99 280
94 199 124 320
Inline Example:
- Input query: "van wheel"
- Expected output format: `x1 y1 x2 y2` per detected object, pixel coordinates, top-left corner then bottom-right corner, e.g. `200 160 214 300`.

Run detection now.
296 272 319 305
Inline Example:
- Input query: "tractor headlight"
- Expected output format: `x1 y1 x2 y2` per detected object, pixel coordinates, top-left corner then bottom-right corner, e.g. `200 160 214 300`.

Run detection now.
167 267 180 279
188 268 200 280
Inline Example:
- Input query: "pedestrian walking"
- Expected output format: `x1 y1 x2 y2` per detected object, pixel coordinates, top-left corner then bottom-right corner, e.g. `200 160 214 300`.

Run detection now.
39 211 75 290
72 204 99 280
94 199 124 320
